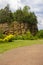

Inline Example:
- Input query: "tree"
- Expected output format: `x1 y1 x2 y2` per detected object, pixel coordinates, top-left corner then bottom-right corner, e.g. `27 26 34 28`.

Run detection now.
22 6 30 23
0 4 14 34
14 9 24 22
0 4 14 24
27 12 38 35
22 6 38 35
14 9 24 34
13 5 38 35
23 5 30 16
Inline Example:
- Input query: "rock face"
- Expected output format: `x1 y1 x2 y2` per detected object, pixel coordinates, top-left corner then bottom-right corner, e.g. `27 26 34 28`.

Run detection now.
0 21 38 35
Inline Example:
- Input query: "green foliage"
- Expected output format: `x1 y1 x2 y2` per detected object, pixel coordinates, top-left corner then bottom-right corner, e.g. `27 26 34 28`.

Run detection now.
13 5 38 35
0 33 35 43
1 30 43 42
0 5 38 36
34 36 38 40
0 39 4 43
0 4 14 23
28 12 37 24
0 34 14 42
13 31 35 40
0 30 43 43
14 35 22 40
0 33 6 39
22 31 34 40
14 6 38 24
14 9 24 22
22 31 30 40
3 34 14 42
23 6 30 16
36 30 43 39
0 33 5 42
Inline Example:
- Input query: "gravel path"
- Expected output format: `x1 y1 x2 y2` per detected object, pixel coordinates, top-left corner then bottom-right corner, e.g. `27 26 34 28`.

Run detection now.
0 44 43 65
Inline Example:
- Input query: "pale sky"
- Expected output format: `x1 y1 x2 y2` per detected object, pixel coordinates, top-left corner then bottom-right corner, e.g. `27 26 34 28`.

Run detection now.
0 0 43 30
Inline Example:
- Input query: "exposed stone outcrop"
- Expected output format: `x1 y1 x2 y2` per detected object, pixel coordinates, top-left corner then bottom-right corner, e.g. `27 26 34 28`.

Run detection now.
0 21 38 35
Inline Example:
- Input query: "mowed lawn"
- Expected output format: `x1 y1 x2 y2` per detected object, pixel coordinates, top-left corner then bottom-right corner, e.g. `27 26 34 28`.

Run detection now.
0 40 43 53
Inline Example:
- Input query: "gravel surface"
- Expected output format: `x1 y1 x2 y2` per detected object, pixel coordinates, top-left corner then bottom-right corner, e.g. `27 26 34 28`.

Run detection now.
0 44 43 65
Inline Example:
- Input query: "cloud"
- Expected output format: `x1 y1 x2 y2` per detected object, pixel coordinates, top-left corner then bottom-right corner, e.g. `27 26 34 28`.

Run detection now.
21 0 43 30
8 0 24 11
0 0 8 9
0 0 23 10
0 0 43 30
37 16 43 30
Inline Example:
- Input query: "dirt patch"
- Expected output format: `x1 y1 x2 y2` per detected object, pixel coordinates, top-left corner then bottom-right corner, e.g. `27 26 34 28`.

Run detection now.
0 44 43 65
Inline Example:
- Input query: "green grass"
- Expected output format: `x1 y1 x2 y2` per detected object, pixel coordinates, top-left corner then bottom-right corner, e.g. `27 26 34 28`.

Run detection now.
0 40 43 53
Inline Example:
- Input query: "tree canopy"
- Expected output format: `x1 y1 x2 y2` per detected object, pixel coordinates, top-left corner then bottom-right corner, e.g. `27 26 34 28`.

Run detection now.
0 5 38 25
14 9 24 22
14 5 38 25
0 4 14 23
0 5 38 35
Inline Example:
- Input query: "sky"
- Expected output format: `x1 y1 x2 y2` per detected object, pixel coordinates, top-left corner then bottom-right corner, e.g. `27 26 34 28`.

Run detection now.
0 0 43 30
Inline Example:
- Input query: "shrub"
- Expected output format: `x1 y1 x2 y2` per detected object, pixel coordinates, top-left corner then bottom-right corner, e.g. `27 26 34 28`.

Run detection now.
34 36 38 40
22 31 34 40
16 35 22 40
4 34 14 42
0 39 4 43
14 35 22 40
22 34 27 40
0 33 6 39
36 30 43 39
14 31 32 40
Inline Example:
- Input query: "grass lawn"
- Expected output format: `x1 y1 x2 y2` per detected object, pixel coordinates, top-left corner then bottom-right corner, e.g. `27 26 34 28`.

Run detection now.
0 40 43 53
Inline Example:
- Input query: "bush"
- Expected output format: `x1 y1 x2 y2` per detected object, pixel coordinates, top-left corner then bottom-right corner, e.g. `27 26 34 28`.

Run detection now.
13 31 35 40
36 30 43 39
0 39 4 43
34 36 38 40
14 35 23 40
22 31 34 40
0 31 38 43
0 33 6 39
4 34 14 42
15 35 23 40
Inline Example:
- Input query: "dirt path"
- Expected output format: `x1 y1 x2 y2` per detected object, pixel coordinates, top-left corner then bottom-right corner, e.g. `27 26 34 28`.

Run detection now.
0 44 43 65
